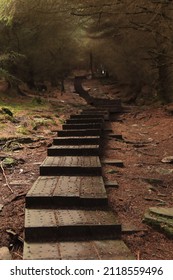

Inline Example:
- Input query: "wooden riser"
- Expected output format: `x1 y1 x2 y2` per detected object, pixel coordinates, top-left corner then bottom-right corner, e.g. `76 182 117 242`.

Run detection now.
47 145 100 156
40 156 102 176
25 208 121 242
53 136 100 146
57 129 102 137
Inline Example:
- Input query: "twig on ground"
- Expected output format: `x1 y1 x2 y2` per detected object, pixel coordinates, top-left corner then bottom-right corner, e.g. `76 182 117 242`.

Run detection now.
137 251 140 260
0 162 14 193
13 252 23 259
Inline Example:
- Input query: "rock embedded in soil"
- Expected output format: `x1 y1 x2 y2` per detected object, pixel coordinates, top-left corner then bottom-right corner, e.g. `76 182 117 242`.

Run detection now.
141 177 164 186
156 168 173 175
0 204 4 211
1 107 13 117
2 157 16 167
0 247 12 260
143 207 173 237
161 156 173 163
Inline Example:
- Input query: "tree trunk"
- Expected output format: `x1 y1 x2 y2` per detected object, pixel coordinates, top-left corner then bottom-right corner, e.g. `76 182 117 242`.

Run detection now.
60 77 65 95
157 50 173 103
89 51 94 78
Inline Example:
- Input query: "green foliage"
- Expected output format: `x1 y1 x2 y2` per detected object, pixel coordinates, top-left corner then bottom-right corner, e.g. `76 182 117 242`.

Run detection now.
0 51 25 85
0 0 14 24
0 0 173 101
16 125 29 135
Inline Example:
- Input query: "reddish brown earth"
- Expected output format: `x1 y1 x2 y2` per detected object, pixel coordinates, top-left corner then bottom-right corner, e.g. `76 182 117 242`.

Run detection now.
0 79 173 260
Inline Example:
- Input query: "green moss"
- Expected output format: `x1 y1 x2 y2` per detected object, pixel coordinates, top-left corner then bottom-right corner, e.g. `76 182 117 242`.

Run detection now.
143 210 173 238
16 125 29 135
2 157 16 167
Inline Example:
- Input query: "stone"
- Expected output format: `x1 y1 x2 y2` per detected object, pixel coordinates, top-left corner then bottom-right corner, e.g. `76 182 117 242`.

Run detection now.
141 177 164 186
106 169 118 174
0 247 12 260
104 181 119 188
1 107 13 117
0 204 3 211
2 157 16 167
101 159 124 167
149 207 173 218
161 156 173 163
143 207 173 237
156 168 173 175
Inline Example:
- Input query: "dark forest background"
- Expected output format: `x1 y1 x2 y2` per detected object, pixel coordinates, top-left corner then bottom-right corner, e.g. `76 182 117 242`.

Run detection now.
0 0 173 102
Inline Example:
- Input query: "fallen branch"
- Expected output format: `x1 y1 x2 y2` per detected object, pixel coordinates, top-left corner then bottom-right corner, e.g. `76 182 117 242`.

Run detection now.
144 197 166 204
11 193 26 202
13 252 23 259
0 162 14 193
137 251 140 260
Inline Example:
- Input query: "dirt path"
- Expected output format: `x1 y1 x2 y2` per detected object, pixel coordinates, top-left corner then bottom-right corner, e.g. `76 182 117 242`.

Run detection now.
103 106 173 260
0 79 173 259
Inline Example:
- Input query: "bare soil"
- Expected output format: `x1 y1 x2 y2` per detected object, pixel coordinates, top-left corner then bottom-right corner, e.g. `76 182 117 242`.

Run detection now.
0 79 173 260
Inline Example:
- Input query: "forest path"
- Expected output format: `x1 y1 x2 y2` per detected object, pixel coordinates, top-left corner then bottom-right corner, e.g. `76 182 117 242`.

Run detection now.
0 79 173 259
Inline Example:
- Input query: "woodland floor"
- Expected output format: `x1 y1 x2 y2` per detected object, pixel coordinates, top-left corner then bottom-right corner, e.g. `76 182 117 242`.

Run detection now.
0 78 173 260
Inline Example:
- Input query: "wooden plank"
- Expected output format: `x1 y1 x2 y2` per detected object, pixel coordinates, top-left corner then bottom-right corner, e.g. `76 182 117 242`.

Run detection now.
40 156 102 176
53 136 100 146
26 176 107 208
57 129 102 137
47 145 100 156
23 240 135 260
25 209 121 242
62 123 103 130
66 118 104 124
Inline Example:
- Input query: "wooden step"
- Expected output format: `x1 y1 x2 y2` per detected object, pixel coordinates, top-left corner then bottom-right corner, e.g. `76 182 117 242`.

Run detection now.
70 114 105 119
26 176 107 208
40 156 102 176
104 180 119 188
62 123 103 130
57 129 102 137
23 240 135 260
92 98 121 106
81 107 108 114
81 111 109 120
53 136 100 146
101 159 124 167
25 208 121 242
94 105 122 113
81 110 108 114
66 118 104 124
47 145 100 156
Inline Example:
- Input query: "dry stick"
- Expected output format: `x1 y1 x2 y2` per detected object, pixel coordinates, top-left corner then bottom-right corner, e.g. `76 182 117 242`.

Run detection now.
137 251 140 260
0 162 14 193
13 252 23 259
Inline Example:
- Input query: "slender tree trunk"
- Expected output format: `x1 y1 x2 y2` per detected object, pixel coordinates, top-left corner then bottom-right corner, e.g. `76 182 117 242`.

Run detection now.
60 77 65 95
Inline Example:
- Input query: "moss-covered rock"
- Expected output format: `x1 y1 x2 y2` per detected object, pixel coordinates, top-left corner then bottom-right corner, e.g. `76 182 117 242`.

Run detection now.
2 157 16 167
143 207 173 238
1 107 13 117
